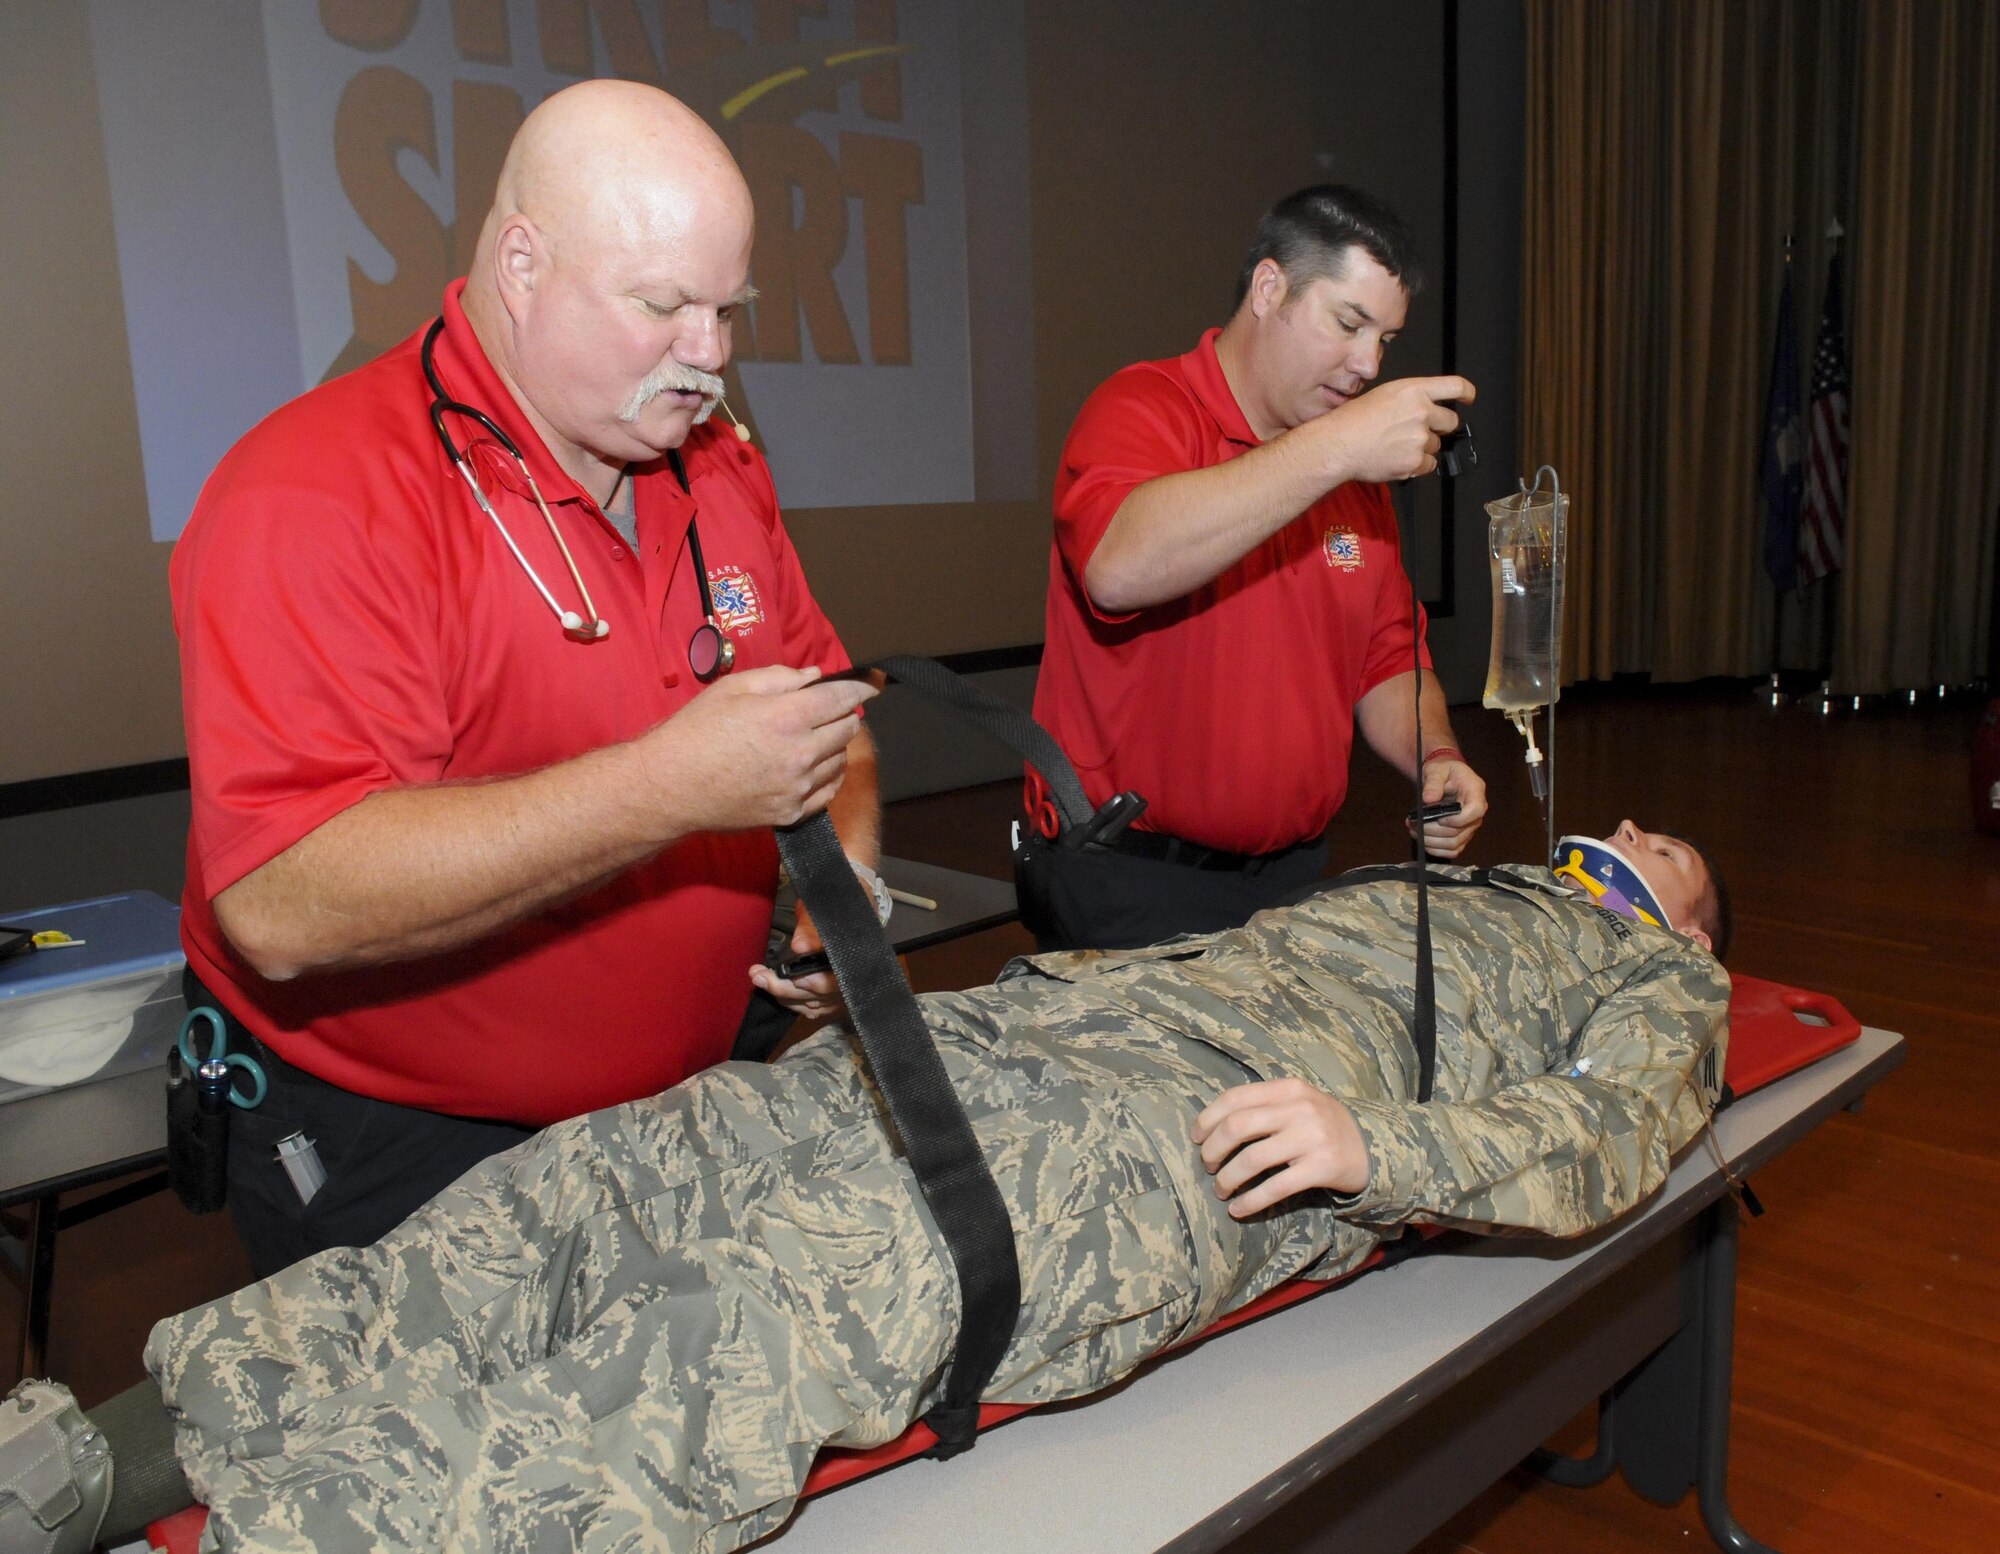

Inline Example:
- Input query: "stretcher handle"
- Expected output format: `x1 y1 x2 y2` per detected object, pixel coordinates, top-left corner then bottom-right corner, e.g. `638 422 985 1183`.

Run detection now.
1777 987 1860 1039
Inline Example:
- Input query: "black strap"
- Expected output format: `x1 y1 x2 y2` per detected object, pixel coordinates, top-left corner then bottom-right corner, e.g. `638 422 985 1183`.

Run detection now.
1322 863 1578 1100
1331 862 1557 896
1394 484 1440 1104
1412 858 1437 1101
1329 861 1444 1098
870 655 1095 832
775 812 1021 1457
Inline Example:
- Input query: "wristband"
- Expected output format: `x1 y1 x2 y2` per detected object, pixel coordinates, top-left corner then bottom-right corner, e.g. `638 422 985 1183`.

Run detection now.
1422 746 1465 767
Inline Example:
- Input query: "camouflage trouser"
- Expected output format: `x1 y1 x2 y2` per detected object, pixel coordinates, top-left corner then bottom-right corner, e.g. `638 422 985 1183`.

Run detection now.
147 979 1346 1554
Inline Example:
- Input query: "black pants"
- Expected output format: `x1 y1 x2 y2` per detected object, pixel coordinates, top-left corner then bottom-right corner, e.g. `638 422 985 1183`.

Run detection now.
183 972 537 1280
1013 830 1331 952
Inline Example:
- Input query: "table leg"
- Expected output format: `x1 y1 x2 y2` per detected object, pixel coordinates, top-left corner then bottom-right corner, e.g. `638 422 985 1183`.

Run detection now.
18 1193 56 1380
1608 1219 1704 1506
1525 1391 1618 1487
1694 1199 1778 1554
1556 1203 1778 1553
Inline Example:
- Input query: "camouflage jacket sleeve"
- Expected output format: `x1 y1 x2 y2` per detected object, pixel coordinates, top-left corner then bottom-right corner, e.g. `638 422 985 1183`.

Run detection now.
1329 941 1729 1238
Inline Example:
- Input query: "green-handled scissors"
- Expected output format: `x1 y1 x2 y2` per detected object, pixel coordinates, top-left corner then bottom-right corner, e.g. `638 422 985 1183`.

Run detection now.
176 1006 268 1109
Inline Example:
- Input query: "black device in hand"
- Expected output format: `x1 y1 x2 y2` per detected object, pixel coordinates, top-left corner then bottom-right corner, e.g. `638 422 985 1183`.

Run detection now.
774 947 833 982
1437 417 1476 479
1410 799 1465 867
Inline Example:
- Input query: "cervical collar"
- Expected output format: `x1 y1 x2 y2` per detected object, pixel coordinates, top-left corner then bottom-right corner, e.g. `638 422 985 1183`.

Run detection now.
1551 836 1674 931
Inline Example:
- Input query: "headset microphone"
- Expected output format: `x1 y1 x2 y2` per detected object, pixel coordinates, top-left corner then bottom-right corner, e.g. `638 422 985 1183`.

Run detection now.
719 398 752 442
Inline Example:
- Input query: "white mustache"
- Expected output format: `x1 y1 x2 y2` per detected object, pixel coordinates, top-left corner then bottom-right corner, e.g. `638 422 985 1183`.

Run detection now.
618 361 727 424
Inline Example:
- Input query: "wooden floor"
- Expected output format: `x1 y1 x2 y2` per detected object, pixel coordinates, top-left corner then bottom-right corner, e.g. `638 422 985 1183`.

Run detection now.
4 684 1996 1551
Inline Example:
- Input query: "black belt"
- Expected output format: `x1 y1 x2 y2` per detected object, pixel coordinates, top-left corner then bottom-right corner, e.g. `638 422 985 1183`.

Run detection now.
1104 827 1326 875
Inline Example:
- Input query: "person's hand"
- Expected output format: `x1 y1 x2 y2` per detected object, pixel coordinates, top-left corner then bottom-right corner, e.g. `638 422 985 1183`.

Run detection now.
1308 375 1476 484
746 902 845 1021
636 666 876 837
1191 1079 1369 1217
1411 756 1487 860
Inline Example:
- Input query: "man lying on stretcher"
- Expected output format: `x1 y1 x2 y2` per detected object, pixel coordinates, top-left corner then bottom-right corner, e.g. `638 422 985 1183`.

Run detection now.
2 821 1731 1554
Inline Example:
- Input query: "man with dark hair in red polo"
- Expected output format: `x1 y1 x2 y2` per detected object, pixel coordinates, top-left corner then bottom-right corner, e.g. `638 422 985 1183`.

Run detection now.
171 81 879 1276
1026 184 1490 950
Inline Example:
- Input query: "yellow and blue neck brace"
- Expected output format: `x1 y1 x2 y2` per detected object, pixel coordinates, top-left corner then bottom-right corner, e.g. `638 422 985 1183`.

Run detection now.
1552 836 1675 932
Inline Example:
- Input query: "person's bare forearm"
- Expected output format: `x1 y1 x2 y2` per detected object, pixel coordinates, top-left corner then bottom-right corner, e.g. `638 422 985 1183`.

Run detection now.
749 726 881 1020
1084 430 1353 612
826 726 881 868
1355 669 1459 780
1082 375 1476 613
214 740 681 980
1353 669 1488 858
214 667 875 981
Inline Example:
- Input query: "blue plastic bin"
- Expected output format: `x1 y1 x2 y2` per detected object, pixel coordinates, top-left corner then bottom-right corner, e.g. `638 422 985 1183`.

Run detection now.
0 891 185 1104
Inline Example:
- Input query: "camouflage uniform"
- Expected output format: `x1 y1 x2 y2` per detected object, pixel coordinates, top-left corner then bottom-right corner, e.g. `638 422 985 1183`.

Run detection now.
146 869 1727 1553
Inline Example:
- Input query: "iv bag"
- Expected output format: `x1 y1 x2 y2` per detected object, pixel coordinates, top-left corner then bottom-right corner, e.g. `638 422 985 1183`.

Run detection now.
1481 489 1569 713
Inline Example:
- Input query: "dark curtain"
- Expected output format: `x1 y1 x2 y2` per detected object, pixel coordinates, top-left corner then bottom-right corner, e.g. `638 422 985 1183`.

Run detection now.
1521 0 1999 693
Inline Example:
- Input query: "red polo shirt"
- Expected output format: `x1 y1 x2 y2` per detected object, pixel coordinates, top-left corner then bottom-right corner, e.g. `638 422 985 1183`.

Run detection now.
1033 328 1429 857
172 281 849 1125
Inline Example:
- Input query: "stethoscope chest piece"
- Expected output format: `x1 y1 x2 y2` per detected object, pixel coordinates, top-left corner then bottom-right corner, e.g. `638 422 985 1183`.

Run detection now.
689 622 735 681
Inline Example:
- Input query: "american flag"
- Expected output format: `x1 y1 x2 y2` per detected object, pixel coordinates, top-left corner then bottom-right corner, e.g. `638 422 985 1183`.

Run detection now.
1798 247 1850 584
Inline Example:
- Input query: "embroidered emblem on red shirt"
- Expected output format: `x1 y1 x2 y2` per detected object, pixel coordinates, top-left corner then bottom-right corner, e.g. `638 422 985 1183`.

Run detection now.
707 565 764 635
1324 528 1365 571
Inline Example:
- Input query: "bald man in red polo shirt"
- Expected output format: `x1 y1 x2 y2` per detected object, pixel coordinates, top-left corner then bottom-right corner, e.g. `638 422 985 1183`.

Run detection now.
1027 185 1490 951
172 82 878 1276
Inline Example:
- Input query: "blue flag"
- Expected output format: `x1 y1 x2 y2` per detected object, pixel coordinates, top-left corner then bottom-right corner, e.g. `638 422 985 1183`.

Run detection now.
1759 267 1804 592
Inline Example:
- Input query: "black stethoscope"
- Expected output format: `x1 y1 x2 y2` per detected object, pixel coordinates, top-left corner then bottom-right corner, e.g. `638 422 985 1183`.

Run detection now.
422 318 735 679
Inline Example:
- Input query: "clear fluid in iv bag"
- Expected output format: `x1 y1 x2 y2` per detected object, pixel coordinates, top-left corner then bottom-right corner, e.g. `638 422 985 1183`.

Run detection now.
1481 494 1568 713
